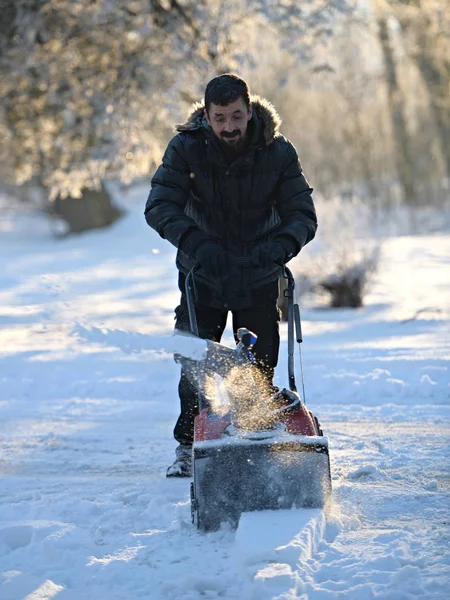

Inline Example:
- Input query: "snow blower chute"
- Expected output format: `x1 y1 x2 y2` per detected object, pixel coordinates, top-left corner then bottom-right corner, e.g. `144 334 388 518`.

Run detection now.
179 264 331 532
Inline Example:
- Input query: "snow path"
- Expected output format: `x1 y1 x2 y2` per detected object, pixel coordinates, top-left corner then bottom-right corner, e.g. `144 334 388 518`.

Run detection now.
0 197 449 599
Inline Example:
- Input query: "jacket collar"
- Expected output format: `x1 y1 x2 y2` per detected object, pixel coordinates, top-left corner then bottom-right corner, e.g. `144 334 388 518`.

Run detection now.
175 95 282 147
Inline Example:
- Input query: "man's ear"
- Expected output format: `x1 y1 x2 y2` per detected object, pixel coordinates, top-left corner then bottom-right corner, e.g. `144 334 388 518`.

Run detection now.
247 103 253 121
204 108 210 125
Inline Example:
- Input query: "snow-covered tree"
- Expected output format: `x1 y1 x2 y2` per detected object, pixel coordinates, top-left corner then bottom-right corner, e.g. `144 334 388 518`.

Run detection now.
388 0 450 181
1 0 351 231
1 1 195 199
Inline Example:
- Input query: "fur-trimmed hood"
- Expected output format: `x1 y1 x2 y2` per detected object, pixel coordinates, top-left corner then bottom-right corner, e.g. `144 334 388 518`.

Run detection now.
176 95 282 146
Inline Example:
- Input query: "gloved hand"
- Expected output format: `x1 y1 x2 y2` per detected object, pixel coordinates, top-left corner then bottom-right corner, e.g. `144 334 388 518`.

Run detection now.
251 240 295 270
196 241 232 279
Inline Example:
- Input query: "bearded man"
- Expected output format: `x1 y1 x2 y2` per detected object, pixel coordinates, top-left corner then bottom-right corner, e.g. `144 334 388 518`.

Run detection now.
145 73 317 476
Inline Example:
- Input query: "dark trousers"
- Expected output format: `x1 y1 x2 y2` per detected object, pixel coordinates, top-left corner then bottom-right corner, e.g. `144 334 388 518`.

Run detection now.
173 280 281 445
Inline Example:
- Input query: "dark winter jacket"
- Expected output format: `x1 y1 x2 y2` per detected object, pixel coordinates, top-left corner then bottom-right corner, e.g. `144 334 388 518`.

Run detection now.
145 96 317 309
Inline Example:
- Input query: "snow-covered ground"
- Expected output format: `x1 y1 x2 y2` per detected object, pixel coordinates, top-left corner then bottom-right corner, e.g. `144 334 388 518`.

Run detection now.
0 189 449 600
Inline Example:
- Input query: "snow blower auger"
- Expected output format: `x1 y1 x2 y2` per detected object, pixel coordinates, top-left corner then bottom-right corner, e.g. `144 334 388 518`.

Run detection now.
182 263 331 532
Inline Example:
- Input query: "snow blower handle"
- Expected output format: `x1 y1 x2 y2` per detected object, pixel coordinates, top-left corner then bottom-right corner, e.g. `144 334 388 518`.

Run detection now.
282 266 307 404
185 258 254 336
282 266 297 393
185 259 303 349
294 304 303 344
185 267 200 337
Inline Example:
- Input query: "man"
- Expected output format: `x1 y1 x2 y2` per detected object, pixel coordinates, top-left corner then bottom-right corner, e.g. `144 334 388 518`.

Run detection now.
145 73 317 477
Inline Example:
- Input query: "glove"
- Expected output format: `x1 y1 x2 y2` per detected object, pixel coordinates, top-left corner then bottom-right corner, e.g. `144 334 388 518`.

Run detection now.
196 241 232 279
251 240 296 270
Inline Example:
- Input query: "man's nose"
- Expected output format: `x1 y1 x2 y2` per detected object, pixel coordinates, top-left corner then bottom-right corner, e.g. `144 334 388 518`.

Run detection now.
223 119 235 132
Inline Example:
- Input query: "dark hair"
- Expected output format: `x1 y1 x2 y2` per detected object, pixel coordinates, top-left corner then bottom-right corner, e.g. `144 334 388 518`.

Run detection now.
204 73 251 113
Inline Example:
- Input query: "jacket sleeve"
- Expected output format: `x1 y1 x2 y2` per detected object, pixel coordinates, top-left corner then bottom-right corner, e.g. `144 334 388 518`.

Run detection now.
144 135 211 254
271 140 318 254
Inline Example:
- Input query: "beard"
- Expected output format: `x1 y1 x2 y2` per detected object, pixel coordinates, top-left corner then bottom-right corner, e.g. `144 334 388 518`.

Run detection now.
219 130 247 153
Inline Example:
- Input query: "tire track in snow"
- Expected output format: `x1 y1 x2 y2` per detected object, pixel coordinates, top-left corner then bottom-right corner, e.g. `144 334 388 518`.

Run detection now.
235 508 327 598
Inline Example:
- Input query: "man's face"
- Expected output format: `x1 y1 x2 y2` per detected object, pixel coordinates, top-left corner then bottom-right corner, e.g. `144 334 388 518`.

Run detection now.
205 97 252 151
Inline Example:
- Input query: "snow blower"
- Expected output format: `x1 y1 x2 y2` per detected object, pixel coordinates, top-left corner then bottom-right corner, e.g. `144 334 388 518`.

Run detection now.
180 264 331 532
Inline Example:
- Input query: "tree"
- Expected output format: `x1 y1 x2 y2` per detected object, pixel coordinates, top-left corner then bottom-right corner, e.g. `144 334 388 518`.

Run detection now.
374 0 419 205
390 0 450 181
1 2 190 218
0 0 351 232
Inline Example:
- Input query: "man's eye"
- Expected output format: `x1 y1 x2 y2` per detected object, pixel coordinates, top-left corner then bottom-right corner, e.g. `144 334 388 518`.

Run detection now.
216 118 225 123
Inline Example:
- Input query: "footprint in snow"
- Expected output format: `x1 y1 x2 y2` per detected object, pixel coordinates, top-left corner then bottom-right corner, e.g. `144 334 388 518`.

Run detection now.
346 465 387 480
0 525 33 551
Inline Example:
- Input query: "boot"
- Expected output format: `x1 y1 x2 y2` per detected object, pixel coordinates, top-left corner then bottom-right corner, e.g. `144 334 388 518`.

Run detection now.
166 443 192 478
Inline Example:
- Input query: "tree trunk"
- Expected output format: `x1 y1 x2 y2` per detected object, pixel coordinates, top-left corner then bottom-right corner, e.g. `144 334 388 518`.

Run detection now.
393 0 450 182
376 8 419 205
49 185 123 235
412 50 450 181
